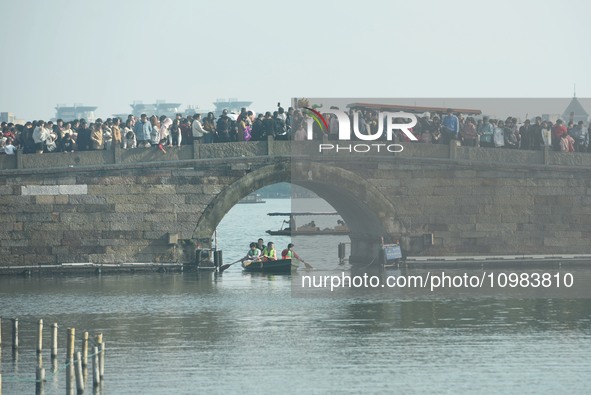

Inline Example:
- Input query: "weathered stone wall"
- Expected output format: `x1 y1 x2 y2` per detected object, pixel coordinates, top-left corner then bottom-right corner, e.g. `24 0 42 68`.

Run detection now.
333 156 591 256
1 141 591 266
0 158 276 266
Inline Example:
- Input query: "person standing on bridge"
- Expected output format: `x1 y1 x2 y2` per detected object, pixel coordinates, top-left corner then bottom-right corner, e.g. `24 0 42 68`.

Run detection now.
191 114 209 143
202 112 216 144
216 110 233 142
32 120 50 154
134 113 153 148
158 116 173 152
91 122 104 150
479 116 494 148
461 117 478 147
441 108 459 145
112 117 122 149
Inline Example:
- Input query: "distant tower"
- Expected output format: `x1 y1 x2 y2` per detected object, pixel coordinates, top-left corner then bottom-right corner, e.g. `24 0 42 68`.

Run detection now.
562 86 589 124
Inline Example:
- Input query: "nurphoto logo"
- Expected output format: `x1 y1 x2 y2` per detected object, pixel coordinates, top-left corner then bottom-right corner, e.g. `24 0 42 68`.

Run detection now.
302 106 418 153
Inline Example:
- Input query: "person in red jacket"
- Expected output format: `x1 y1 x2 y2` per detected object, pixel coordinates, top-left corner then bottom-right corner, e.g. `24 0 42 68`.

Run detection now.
551 119 567 151
281 244 313 269
281 243 300 260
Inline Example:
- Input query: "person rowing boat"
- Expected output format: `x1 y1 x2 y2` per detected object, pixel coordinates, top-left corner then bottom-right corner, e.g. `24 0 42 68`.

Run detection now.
261 241 277 261
242 242 262 262
281 243 313 269
219 242 262 272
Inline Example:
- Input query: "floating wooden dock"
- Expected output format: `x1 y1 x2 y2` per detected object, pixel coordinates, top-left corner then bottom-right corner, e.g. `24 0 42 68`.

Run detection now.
404 254 591 267
0 262 184 276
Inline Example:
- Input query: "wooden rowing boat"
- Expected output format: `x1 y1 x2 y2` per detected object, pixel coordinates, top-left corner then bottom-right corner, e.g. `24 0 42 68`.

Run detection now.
241 258 298 274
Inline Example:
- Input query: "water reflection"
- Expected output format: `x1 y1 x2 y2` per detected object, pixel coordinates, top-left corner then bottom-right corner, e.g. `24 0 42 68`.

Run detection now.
1 271 590 394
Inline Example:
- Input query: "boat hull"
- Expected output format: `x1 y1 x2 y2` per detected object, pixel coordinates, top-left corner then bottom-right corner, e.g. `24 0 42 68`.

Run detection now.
242 258 298 273
266 230 350 236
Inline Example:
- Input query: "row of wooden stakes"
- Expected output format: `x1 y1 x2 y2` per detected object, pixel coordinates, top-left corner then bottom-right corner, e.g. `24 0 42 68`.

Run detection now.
0 317 106 394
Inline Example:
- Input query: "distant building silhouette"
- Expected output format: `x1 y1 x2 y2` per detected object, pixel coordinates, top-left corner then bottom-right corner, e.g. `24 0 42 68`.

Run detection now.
562 91 589 124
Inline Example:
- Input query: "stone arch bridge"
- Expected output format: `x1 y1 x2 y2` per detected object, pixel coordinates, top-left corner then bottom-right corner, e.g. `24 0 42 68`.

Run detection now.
1 140 590 267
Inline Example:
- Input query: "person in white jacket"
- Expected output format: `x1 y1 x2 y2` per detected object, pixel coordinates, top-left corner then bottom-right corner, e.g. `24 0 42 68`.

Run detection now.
191 114 209 142
32 120 51 153
158 116 173 149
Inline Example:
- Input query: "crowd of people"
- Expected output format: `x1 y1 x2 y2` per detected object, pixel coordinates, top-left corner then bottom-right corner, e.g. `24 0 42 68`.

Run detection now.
0 105 296 155
1 105 589 154
339 107 590 152
401 108 591 152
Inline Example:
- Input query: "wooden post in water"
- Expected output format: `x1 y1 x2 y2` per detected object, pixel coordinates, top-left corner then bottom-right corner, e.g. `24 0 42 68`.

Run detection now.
66 357 75 395
11 318 18 350
67 328 75 361
37 319 43 354
92 346 100 386
66 328 75 394
51 323 58 359
0 317 2 347
51 355 58 374
74 351 84 393
99 341 105 379
96 333 105 379
36 350 45 395
82 332 89 367
36 365 46 393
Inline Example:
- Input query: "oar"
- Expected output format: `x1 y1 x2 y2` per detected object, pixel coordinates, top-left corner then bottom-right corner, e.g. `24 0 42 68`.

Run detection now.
298 259 314 270
218 259 242 273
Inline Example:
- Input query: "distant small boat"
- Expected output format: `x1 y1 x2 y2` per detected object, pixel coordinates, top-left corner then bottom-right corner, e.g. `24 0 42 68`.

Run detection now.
241 258 298 273
266 211 350 236
265 228 350 236
238 193 266 204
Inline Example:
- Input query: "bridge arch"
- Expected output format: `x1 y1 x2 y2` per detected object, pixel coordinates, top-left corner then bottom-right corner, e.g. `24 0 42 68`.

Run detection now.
193 160 405 262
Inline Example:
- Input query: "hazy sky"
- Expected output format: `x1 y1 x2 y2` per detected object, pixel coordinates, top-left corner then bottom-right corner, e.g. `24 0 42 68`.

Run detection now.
1 0 590 121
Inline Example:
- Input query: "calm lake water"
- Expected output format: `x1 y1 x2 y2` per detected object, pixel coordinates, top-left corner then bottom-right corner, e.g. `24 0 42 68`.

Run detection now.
1 199 590 394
